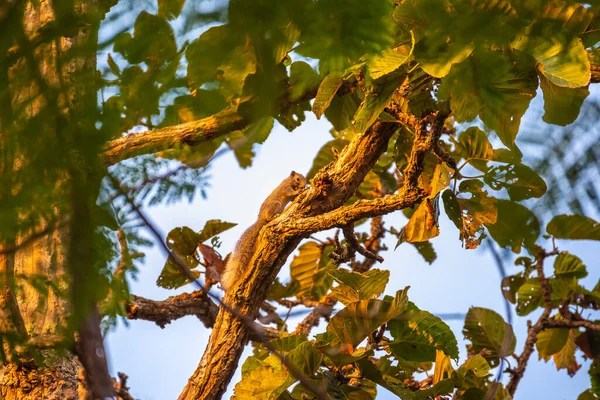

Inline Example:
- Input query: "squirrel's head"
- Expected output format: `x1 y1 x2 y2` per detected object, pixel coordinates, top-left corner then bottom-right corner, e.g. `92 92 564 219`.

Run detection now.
289 171 307 192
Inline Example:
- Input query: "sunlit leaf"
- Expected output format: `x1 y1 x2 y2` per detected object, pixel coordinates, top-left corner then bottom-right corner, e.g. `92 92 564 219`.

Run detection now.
399 195 440 243
197 220 237 243
234 355 294 399
536 328 569 358
368 31 414 79
289 241 322 297
329 269 390 305
539 73 589 126
547 214 600 241
327 288 409 348
554 252 587 279
516 278 542 316
547 329 580 375
515 30 590 88
457 127 494 161
457 354 491 378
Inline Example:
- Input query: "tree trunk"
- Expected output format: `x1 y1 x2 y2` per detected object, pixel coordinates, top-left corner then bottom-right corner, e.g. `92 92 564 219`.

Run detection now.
0 1 105 398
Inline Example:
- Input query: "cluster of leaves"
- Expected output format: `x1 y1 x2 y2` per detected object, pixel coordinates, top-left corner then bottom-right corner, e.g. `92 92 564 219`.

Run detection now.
156 219 236 289
236 244 514 399
221 213 600 399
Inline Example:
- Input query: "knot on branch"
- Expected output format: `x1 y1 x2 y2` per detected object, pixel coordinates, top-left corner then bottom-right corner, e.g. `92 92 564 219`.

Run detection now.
329 225 384 266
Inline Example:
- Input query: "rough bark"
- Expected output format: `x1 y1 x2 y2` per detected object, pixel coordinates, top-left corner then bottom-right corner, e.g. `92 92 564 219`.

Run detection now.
0 1 109 398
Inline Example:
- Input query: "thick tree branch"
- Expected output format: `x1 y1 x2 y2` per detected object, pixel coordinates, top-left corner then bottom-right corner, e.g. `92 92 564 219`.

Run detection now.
103 108 247 166
126 291 218 329
126 292 280 341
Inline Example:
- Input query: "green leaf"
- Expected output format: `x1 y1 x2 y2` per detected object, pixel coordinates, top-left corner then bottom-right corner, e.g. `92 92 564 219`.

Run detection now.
414 378 453 400
442 190 462 230
273 22 301 64
269 335 307 352
353 75 405 134
267 278 301 301
388 309 459 362
438 51 537 148
289 242 322 297
547 214 600 241
463 307 516 367
516 278 542 316
289 62 320 102
591 359 600 396
313 72 345 119
157 0 185 20
550 329 579 374
515 31 590 88
485 200 540 253
307 139 349 180
325 91 362 132
355 358 416 398
578 389 598 400
286 342 323 377
327 288 409 348
414 37 473 78
197 220 237 243
501 273 526 304
368 31 414 79
554 252 588 278
329 269 390 306
234 355 294 399
457 354 491 378
539 73 589 126
166 226 200 255
106 53 120 77
457 127 494 161
295 0 394 73
485 164 547 201
156 256 200 289
186 25 238 86
536 328 569 358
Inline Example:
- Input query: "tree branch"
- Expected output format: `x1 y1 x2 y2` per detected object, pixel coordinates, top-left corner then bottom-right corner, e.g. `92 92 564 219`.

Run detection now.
506 249 557 396
126 292 281 341
103 108 247 166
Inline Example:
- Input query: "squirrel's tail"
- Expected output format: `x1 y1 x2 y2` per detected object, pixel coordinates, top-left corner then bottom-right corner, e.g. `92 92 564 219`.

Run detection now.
221 221 264 290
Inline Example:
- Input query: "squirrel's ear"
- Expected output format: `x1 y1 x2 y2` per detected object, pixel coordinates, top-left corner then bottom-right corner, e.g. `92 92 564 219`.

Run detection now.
290 171 297 176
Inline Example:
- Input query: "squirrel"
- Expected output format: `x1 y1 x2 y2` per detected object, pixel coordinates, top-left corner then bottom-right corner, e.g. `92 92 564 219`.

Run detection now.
220 171 307 291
